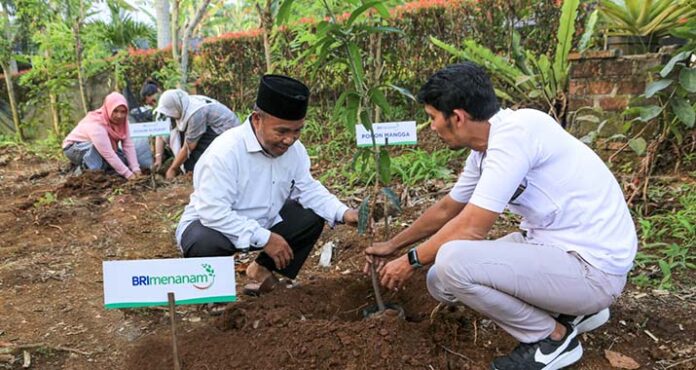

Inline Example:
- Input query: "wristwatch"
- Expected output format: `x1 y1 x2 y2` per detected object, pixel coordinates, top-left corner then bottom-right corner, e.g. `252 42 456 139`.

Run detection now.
407 247 423 269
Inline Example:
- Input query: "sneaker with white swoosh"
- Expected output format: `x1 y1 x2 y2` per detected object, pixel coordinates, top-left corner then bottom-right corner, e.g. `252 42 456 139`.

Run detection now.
557 307 610 334
490 322 583 370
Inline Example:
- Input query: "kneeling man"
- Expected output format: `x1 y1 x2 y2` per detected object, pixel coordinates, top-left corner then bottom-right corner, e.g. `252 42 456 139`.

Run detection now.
177 74 358 294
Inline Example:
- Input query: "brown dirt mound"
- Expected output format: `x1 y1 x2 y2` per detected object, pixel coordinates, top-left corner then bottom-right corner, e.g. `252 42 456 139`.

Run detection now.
126 273 493 370
57 171 127 197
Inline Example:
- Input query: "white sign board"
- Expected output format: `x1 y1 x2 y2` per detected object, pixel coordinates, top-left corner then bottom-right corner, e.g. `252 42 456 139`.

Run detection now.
129 121 170 138
103 257 236 309
356 121 417 147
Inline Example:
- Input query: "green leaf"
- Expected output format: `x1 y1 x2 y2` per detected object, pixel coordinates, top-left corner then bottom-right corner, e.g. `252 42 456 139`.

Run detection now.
275 0 296 26
429 36 466 59
626 105 662 122
578 9 598 52
381 187 401 213
644 79 673 98
679 68 696 93
660 51 690 78
387 84 416 101
357 196 370 235
658 260 672 279
360 110 372 132
369 87 391 114
628 137 647 155
346 42 364 89
553 0 579 85
372 3 391 19
359 26 403 35
347 1 383 26
350 148 362 171
378 148 391 184
515 75 532 86
345 93 360 131
671 97 695 128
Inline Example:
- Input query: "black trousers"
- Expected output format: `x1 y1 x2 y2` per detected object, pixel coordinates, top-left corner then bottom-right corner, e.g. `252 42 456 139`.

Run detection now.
184 127 219 172
180 200 325 279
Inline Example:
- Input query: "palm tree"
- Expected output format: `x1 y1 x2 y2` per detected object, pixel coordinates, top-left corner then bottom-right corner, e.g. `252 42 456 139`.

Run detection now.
90 1 156 51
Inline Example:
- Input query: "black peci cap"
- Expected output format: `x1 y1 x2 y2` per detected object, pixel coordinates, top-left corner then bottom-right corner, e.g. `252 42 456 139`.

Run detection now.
256 74 310 120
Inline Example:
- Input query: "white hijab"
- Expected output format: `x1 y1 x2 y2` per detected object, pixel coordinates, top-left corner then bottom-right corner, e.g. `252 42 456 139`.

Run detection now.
155 89 217 160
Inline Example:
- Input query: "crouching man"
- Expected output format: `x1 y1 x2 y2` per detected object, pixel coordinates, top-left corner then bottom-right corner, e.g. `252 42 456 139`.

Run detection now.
366 63 636 370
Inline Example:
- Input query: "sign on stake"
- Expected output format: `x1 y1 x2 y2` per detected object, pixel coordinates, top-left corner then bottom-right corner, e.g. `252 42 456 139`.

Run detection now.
355 121 417 147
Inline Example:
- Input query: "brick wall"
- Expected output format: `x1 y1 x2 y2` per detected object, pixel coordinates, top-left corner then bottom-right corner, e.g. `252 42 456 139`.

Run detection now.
567 49 670 138
568 50 666 113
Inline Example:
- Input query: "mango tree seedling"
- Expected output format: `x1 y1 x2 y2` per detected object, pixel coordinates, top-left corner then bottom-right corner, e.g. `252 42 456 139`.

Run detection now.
296 0 412 316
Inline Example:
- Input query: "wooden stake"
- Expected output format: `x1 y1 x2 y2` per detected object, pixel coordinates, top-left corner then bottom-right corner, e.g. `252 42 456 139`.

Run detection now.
168 292 181 370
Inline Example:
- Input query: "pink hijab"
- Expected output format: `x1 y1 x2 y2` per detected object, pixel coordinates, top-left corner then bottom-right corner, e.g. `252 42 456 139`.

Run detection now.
81 92 129 148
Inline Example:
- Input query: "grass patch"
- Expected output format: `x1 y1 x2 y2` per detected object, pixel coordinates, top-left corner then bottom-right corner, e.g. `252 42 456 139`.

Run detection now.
632 182 695 289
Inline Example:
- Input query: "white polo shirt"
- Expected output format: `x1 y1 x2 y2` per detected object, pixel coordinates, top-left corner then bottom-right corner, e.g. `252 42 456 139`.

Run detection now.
176 119 349 251
449 108 637 275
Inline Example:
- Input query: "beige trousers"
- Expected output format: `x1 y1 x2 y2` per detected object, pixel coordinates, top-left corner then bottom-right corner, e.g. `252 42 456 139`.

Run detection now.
426 232 627 343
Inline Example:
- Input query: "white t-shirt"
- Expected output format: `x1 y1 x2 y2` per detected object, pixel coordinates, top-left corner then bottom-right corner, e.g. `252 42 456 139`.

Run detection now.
449 108 637 275
176 120 349 251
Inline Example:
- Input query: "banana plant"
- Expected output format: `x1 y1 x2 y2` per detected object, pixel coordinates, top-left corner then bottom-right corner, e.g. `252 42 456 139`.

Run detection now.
430 0 582 126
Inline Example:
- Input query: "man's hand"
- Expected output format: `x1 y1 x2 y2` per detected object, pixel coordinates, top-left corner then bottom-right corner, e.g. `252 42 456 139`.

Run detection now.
363 240 398 275
153 157 163 172
165 166 177 180
379 254 415 291
342 209 359 226
263 233 294 270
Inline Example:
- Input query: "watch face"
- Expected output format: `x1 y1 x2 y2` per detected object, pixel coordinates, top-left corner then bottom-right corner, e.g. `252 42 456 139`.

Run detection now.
408 249 419 267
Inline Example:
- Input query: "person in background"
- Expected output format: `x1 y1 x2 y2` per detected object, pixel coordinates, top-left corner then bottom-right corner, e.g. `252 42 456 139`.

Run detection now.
140 78 161 109
154 89 241 178
63 92 151 180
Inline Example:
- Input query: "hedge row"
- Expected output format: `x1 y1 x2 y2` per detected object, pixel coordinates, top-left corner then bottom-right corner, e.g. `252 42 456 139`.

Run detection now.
2 0 565 133
120 0 563 117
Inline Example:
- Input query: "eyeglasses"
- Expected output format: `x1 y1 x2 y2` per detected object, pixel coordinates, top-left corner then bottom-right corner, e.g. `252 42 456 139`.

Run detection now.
479 152 526 204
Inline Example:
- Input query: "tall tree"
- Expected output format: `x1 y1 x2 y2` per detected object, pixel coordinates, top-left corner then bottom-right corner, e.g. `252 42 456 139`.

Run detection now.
0 0 23 140
169 0 212 87
155 0 171 48
179 0 210 86
65 0 90 115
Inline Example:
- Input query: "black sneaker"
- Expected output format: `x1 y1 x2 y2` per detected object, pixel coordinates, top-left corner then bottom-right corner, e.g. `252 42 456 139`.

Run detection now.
490 323 583 370
558 307 610 334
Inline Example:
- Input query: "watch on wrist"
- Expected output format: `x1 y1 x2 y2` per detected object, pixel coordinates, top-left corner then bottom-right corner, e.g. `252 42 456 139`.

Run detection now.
407 247 423 269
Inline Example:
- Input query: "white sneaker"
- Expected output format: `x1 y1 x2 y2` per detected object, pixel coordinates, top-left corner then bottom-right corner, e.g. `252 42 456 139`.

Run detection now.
558 307 610 334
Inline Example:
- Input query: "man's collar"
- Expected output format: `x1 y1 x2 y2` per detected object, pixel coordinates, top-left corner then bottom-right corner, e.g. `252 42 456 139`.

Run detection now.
488 108 513 126
242 116 277 158
242 118 263 153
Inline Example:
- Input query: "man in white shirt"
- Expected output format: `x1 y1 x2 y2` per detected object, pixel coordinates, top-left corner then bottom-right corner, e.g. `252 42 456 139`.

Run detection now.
177 74 358 295
365 63 637 370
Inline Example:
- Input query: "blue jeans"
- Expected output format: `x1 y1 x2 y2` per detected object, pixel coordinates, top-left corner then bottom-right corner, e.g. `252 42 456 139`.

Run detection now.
63 139 152 171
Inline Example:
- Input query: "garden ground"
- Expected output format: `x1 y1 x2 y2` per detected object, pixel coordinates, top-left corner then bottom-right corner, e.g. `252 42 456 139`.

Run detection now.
0 144 694 370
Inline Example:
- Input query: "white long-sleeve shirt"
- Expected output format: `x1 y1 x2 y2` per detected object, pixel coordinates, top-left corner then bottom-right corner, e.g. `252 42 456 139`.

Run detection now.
175 119 349 251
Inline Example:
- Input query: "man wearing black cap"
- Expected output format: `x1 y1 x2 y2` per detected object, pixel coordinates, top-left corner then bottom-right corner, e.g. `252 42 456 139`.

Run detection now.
175 74 358 294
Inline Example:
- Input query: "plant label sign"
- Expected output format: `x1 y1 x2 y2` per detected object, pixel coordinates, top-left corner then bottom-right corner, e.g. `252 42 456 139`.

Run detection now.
103 257 236 309
129 121 170 138
356 121 417 147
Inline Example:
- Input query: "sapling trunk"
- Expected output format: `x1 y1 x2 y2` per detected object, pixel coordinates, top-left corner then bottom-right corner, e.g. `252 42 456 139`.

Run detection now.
367 136 386 313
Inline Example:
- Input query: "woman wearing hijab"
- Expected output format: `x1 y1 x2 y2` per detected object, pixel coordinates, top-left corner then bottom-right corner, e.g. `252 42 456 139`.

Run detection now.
62 92 148 180
154 89 241 179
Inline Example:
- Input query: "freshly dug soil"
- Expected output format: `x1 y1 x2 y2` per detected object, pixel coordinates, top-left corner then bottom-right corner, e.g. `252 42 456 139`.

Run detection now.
1 146 694 370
